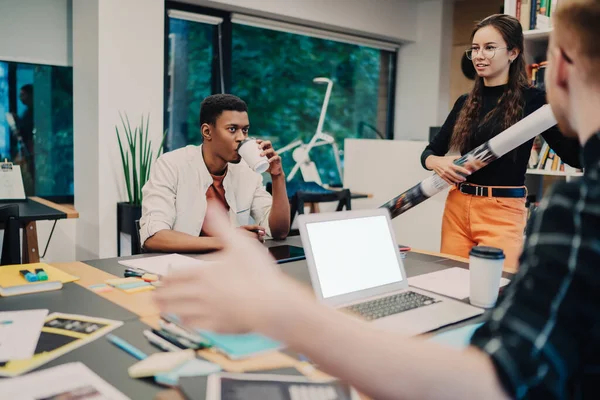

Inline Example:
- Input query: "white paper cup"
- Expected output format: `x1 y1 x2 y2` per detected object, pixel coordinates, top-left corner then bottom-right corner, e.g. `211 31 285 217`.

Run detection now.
469 246 505 308
237 138 270 173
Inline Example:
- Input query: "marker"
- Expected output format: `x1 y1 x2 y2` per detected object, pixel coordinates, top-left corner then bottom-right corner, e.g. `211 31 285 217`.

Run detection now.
35 268 48 281
124 270 143 278
126 267 147 274
20 269 38 282
0 320 13 325
143 330 180 352
159 320 208 346
151 328 199 350
106 334 148 360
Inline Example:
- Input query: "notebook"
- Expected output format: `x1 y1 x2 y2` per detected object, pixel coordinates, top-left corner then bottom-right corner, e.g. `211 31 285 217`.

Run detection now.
0 263 79 287
128 349 196 378
154 358 221 386
198 332 282 360
0 263 77 296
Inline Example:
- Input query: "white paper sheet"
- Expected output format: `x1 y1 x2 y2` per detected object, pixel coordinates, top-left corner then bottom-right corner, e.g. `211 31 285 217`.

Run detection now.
118 253 209 276
0 362 130 400
0 164 26 200
408 267 510 300
0 309 48 362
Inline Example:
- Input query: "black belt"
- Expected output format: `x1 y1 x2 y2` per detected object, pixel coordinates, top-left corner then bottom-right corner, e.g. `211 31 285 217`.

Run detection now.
458 183 526 198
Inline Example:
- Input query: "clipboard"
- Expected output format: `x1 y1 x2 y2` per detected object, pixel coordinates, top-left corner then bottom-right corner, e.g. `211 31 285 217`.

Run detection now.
0 159 26 200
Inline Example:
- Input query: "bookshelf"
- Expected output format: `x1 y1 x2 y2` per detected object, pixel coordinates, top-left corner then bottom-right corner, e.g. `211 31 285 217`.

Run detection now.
526 169 583 178
523 27 552 40
523 27 551 65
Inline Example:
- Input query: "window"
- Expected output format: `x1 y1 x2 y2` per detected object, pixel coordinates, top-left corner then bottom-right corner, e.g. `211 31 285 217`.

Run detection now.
165 4 397 185
231 24 395 185
0 61 73 200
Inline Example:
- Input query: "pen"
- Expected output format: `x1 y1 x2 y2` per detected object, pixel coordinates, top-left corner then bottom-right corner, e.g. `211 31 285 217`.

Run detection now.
106 334 148 360
0 320 13 325
20 269 38 282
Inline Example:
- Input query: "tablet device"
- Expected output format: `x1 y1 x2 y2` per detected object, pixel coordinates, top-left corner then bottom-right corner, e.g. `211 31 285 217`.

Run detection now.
206 373 359 400
268 245 306 264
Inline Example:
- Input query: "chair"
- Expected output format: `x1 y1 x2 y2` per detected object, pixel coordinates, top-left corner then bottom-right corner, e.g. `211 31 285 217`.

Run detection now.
291 188 352 223
0 204 21 265
134 219 143 255
266 181 353 235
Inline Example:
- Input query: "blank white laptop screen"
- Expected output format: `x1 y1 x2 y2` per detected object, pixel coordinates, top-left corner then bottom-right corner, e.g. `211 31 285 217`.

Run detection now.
305 215 404 299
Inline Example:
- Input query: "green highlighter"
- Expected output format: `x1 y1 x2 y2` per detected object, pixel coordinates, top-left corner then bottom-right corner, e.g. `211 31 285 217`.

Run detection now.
35 268 49 281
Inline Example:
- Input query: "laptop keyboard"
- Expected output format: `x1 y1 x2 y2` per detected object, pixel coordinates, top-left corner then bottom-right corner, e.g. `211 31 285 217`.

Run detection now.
345 291 440 321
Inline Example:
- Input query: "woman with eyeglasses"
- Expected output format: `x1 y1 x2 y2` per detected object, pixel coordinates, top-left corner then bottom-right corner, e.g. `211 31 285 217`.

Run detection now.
421 14 581 271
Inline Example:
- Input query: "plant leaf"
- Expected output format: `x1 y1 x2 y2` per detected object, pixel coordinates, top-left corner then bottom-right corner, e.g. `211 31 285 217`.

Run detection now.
116 126 133 203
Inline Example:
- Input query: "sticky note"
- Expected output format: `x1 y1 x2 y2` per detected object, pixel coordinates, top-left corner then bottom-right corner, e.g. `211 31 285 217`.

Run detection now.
88 284 113 293
105 277 143 287
124 285 155 294
117 281 151 290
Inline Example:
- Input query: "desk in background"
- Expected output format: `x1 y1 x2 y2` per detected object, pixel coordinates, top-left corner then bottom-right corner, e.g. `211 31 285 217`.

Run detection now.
4 197 79 263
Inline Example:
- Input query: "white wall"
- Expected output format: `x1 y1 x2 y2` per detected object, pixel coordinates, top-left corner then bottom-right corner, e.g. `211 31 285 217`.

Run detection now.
37 219 76 262
395 0 454 141
182 0 418 42
344 139 447 252
73 0 165 260
0 0 72 66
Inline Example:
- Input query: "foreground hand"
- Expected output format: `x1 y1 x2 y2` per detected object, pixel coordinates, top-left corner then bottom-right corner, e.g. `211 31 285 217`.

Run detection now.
154 202 306 333
256 139 283 176
239 225 266 242
426 155 471 185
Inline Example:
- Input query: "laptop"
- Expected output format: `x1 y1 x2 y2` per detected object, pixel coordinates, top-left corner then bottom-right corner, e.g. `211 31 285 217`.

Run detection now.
297 208 483 335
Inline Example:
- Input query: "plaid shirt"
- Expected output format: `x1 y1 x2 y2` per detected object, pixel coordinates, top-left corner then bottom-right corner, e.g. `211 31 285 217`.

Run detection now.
471 131 600 399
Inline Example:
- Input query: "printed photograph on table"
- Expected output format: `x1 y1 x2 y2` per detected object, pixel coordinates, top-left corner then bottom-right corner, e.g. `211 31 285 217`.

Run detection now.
45 318 107 335
0 313 123 377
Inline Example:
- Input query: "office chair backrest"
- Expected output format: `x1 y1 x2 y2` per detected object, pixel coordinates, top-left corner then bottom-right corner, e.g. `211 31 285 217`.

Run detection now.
0 204 21 265
134 219 143 254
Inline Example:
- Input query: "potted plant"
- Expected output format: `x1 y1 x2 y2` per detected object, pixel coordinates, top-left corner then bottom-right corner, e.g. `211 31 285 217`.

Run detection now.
116 113 165 256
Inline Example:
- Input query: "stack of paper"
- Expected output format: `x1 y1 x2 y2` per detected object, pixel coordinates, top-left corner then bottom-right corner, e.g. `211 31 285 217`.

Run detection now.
119 254 209 276
408 267 510 300
0 362 129 399
0 312 123 377
0 309 48 362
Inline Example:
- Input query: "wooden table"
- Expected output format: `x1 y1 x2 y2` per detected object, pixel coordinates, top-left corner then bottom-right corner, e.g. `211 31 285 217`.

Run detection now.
18 196 79 263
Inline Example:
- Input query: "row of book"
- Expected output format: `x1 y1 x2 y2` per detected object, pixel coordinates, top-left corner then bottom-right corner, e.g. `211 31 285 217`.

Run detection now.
506 0 560 30
528 61 547 89
528 139 582 173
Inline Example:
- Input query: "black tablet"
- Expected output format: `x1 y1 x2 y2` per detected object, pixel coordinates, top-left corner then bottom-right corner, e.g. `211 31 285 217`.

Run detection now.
267 245 306 264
